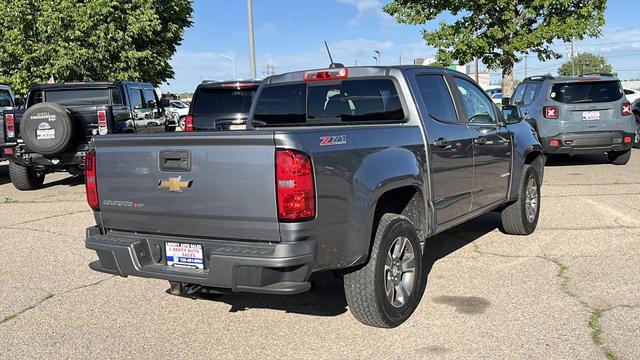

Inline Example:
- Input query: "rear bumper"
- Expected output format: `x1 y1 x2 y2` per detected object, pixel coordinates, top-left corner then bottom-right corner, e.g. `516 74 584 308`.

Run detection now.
541 131 634 154
85 227 315 295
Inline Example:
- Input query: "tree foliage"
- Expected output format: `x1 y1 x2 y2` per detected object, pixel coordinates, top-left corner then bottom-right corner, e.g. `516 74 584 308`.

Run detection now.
558 52 612 76
384 0 607 95
0 0 193 94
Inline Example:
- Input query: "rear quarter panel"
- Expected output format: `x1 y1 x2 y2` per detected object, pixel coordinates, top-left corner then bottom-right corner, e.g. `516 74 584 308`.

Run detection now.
276 126 426 270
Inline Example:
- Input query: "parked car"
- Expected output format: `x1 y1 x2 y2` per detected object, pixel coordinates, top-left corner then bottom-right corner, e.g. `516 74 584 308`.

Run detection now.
184 80 260 131
485 85 502 97
85 66 544 328
509 75 636 164
491 93 503 105
631 98 640 149
624 88 640 103
165 100 189 130
0 81 168 190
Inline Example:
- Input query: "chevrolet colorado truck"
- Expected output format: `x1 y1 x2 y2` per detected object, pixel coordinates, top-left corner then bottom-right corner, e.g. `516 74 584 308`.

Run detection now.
85 66 545 328
1 81 167 190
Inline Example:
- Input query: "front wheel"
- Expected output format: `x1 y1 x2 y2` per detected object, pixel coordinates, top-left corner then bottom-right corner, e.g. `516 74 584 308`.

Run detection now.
500 165 541 235
9 163 45 191
608 149 631 165
344 214 423 328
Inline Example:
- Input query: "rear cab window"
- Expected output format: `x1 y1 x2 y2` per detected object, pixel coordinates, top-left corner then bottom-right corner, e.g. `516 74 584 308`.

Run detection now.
253 78 405 126
550 80 623 104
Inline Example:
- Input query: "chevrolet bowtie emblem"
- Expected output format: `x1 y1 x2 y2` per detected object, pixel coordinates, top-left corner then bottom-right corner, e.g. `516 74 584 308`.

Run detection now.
158 176 193 192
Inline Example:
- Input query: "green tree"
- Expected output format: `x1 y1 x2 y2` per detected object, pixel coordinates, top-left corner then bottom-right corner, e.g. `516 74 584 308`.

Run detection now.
384 0 606 96
558 52 613 76
0 0 193 94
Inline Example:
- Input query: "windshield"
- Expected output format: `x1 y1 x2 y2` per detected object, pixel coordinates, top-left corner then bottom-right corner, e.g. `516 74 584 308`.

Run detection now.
44 89 111 105
551 81 623 104
0 89 13 107
193 88 255 118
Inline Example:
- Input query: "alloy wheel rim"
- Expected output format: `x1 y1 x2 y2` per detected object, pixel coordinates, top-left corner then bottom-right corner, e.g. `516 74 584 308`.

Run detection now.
384 236 416 308
525 177 539 223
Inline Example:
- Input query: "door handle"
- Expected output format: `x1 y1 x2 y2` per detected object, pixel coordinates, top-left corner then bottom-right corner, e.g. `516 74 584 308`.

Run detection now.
474 136 487 145
433 138 450 148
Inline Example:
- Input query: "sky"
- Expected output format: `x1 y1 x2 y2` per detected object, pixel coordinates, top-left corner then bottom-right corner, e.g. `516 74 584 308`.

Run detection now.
163 0 640 93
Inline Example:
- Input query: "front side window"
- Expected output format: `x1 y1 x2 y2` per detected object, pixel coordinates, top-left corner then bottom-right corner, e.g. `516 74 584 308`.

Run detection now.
142 89 157 109
512 83 526 105
522 82 541 105
454 78 497 124
128 89 143 109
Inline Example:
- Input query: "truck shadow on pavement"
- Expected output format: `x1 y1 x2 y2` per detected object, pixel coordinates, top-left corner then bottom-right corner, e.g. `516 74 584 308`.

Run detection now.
0 163 9 185
42 174 84 188
545 153 610 166
178 213 500 318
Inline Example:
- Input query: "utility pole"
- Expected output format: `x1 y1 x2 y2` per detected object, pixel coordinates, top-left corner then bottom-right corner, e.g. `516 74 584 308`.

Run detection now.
374 50 380 65
474 57 479 82
399 54 402 65
571 40 575 76
247 0 257 79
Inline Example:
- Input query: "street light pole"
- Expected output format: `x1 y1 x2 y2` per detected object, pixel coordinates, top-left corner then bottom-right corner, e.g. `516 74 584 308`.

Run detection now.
247 0 257 79
220 55 236 80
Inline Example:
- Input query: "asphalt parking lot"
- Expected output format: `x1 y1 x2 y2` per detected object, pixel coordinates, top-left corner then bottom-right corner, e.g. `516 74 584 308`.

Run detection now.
0 151 639 359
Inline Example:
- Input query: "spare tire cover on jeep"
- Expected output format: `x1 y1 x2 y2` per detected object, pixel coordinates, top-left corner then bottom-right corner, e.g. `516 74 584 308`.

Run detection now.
20 102 75 155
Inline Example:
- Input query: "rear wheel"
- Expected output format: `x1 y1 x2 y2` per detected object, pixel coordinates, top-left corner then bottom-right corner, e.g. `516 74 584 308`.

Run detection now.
608 149 631 165
500 165 540 235
179 117 186 130
9 163 45 190
344 214 423 328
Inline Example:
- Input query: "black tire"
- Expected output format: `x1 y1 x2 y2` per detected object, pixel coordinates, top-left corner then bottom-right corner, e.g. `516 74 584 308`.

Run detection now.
9 163 45 191
608 149 631 165
179 117 186 130
344 214 423 328
19 102 74 155
500 165 541 235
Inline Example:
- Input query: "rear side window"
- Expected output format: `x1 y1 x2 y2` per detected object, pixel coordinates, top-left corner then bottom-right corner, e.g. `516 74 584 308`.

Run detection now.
44 89 110 105
0 89 12 107
253 79 404 126
415 75 457 123
194 88 256 116
551 81 623 104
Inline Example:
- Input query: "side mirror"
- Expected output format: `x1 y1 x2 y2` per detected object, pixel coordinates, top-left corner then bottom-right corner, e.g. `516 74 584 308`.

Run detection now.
502 104 523 125
501 97 511 106
14 97 24 107
159 98 170 108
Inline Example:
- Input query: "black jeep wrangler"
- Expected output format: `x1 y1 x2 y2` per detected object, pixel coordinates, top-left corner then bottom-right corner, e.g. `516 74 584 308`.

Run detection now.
1 81 167 190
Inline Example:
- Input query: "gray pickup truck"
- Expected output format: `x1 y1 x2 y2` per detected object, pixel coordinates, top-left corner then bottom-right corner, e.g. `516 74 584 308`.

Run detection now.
85 66 545 328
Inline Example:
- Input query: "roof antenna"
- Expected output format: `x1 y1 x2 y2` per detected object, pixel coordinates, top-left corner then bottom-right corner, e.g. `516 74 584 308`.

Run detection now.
324 41 344 69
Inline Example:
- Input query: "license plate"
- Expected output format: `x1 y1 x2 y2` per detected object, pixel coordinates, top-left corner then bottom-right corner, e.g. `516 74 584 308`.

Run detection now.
166 242 204 269
229 124 246 130
36 129 55 139
582 111 600 121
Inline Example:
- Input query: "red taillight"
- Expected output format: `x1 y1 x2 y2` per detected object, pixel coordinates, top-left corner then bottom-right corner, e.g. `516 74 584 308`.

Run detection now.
185 115 193 132
5 113 15 138
85 150 99 211
624 136 632 143
3 147 13 156
97 110 108 135
550 139 560 147
544 106 559 119
303 68 348 82
276 149 315 222
622 102 632 116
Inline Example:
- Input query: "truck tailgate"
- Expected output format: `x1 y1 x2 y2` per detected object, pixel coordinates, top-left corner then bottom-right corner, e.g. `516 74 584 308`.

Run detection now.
94 132 280 241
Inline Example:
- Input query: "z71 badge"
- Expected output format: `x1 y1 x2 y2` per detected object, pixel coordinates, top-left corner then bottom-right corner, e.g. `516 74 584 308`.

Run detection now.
320 135 347 146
